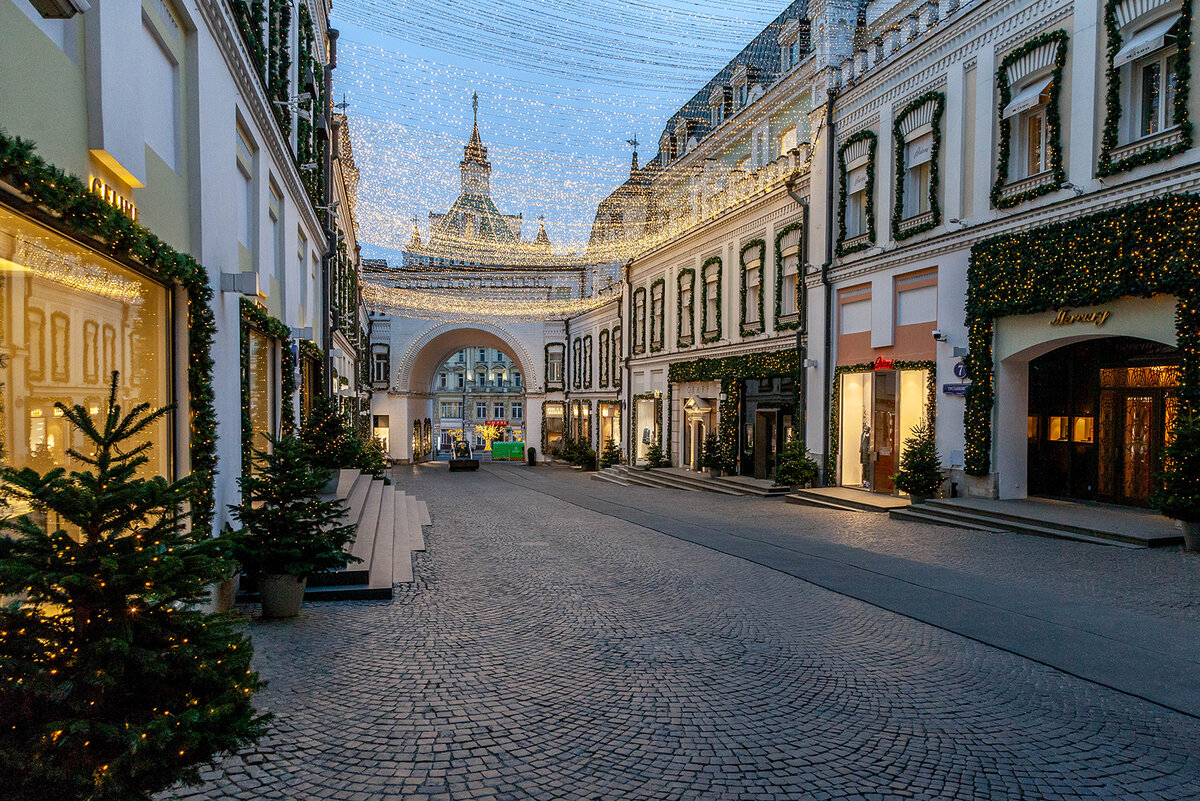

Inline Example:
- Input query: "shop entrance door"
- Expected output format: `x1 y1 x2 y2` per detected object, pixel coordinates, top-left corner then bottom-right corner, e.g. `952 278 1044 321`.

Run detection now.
872 371 897 494
753 410 777 479
1099 390 1172 506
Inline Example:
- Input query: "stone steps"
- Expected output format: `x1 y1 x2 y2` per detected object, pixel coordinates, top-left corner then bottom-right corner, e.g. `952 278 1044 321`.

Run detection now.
590 465 746 495
239 469 431 603
786 488 897 513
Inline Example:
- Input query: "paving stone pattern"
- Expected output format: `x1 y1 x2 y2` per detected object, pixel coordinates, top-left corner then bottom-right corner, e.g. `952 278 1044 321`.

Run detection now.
168 465 1200 800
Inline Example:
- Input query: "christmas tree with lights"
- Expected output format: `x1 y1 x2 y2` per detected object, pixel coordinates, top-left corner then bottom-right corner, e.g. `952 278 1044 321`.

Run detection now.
0 375 266 801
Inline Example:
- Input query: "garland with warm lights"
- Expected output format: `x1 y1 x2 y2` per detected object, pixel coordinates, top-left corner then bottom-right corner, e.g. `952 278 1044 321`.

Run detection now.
701 255 723 343
669 349 802 473
239 298 292 477
0 130 218 534
774 219 804 330
740 239 766 336
233 0 267 75
826 360 936 481
584 334 594 388
599 328 610 387
268 0 292 137
650 277 666 352
892 91 945 240
297 3 327 207
835 130 876 256
633 285 647 354
1098 0 1193 176
992 31 1068 208
964 194 1200 476
545 342 565 391
677 267 696 348
629 391 662 465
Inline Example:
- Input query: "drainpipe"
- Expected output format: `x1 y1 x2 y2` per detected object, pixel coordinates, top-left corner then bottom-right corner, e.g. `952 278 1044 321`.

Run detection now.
319 28 340 397
622 258 633 465
785 180 808 446
820 87 838 484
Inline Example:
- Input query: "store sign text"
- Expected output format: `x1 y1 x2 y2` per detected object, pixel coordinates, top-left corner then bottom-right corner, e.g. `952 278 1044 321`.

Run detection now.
872 356 895 371
90 177 138 222
1049 309 1110 328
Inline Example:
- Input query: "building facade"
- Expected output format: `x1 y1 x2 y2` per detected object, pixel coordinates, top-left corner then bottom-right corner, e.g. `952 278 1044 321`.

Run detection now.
0 0 364 534
567 0 1197 513
428 347 525 453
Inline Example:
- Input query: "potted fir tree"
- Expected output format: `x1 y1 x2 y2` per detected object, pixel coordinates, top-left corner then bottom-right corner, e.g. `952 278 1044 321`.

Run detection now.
0 377 266 800
228 435 359 618
599 439 622 469
774 432 820 488
891 415 943 503
644 440 668 469
1153 411 1200 553
700 433 722 478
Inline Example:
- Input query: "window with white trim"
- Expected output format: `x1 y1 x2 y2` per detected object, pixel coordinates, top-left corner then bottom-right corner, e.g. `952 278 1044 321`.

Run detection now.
705 272 719 334
650 283 664 349
846 165 868 237
441 402 463 418
512 402 523 420
743 258 761 325
904 133 933 217
493 402 505 418
1135 47 1180 138
476 401 487 418
780 245 800 318
371 346 389 385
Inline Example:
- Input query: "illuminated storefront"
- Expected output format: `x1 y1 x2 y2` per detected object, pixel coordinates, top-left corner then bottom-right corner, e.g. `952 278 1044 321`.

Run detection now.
597 401 621 451
837 361 930 494
0 205 173 481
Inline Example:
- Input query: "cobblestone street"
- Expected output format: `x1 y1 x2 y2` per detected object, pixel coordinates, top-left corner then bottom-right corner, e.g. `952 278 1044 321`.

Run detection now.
172 464 1200 800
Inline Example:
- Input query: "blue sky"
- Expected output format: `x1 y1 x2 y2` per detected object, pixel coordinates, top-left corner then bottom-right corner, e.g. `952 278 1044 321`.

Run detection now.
330 0 790 260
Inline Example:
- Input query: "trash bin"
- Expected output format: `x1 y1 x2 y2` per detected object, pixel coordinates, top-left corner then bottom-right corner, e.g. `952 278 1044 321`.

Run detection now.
526 447 537 466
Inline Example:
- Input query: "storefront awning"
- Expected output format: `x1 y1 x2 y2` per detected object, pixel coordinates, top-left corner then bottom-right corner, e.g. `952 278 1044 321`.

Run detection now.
1114 13 1180 67
1002 76 1053 119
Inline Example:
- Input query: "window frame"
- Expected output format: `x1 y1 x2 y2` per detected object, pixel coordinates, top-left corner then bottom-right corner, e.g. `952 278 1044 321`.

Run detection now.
739 240 766 336
701 256 722 343
649 279 665 352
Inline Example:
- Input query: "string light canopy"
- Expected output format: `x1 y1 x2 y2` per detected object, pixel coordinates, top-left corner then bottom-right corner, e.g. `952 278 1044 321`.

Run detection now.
362 279 622 321
332 0 805 263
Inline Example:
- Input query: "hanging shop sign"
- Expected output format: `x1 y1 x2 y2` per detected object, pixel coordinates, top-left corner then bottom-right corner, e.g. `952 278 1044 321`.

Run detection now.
1049 308 1110 327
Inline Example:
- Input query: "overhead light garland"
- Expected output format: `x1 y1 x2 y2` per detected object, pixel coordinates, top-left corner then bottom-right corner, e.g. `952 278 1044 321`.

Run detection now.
362 280 622 321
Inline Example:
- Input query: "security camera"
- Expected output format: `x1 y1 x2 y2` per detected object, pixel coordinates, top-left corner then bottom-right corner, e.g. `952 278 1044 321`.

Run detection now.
932 330 948 342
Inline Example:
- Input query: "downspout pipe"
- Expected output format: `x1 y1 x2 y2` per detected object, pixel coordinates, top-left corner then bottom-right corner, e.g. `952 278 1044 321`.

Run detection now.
820 86 838 484
785 180 808 446
319 28 340 397
622 258 633 465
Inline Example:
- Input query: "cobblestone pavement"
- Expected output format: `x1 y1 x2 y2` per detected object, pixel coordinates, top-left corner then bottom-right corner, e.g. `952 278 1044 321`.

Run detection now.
169 464 1200 800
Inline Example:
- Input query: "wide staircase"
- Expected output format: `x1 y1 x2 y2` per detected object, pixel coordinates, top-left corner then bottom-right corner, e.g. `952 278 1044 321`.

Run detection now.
238 469 431 603
591 465 789 497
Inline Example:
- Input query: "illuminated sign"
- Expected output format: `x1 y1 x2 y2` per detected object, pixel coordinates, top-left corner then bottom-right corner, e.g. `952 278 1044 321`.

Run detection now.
872 356 895 370
1049 309 1110 328
90 177 138 222
485 420 509 427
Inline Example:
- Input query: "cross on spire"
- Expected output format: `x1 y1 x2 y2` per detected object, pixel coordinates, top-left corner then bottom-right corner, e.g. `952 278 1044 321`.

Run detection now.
626 134 639 152
473 91 479 124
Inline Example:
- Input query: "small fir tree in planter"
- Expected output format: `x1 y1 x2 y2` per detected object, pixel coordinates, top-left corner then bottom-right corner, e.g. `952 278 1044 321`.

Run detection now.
774 433 820 488
699 433 722 477
227 435 359 617
300 392 386 478
0 376 266 801
891 415 943 503
1152 411 1200 552
599 439 622 469
644 440 668 469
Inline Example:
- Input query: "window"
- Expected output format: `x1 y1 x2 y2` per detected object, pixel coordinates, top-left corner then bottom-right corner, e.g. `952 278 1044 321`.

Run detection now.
781 253 799 317
475 369 486 387
742 254 761 327
235 128 255 267
904 134 933 217
573 337 582 388
441 401 463 418
779 125 798 155
708 87 727 127
512 402 523 419
297 230 308 313
678 269 695 346
1023 105 1049 176
513 371 522 387
458 350 465 362
51 313 69 383
1136 49 1180 138
439 373 448 389
494 402 505 418
583 335 594 387
846 167 868 237
546 343 565 388
456 372 465 389
142 14 180 171
611 326 622 389
478 348 487 362
83 320 98 383
702 258 721 340
650 282 664 351
476 402 487 418
371 347 389 385
599 330 610 387
268 185 284 289
633 287 647 354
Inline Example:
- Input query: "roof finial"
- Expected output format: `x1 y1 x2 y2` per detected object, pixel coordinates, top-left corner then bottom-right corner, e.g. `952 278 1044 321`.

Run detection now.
473 91 479 124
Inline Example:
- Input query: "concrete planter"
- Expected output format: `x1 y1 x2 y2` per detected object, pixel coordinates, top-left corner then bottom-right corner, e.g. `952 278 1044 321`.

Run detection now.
259 574 307 618
1183 521 1200 554
708 468 723 478
909 493 930 505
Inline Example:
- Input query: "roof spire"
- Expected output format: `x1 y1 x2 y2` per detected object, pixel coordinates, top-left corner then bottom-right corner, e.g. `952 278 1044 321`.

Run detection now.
626 134 640 173
473 91 479 125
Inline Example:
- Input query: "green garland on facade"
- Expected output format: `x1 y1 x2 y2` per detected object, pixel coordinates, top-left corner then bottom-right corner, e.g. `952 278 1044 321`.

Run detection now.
701 255 722 343
232 0 267 75
740 239 766 336
545 342 564 390
774 218 805 331
584 334 594 388
964 193 1200 476
296 4 327 208
826 360 937 481
629 392 662 465
676 267 695 347
633 286 647 354
239 298 291 477
669 349 802 473
892 91 945 240
611 324 622 389
0 130 219 533
1098 0 1193 176
650 278 666 352
992 31 1069 208
267 0 292 138
835 130 877 256
599 328 610 387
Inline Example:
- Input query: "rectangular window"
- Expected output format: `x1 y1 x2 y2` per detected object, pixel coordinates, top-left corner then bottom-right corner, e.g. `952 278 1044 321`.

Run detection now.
142 18 179 171
246 326 276 462
493 402 505 418
650 284 664 349
583 335 593 387
236 128 255 264
611 327 622 389
268 185 283 289
904 134 933 216
478 348 487 362
371 348 389 384
573 338 582 388
514 371 522 387
897 284 937 326
83 320 98 383
744 263 761 325
456 372 465 389
440 402 463 418
1024 108 1047 176
439 373 448 389
297 230 308 314
512 402 523 419
548 346 564 385
705 277 719 333
476 402 487 418
840 298 871 335
781 254 799 317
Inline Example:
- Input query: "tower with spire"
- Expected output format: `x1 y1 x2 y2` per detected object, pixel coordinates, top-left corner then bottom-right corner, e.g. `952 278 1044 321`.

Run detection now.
461 91 492 197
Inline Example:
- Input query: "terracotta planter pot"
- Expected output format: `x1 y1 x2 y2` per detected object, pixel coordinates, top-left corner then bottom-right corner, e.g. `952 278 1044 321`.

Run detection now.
259 574 307 619
1183 521 1200 554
